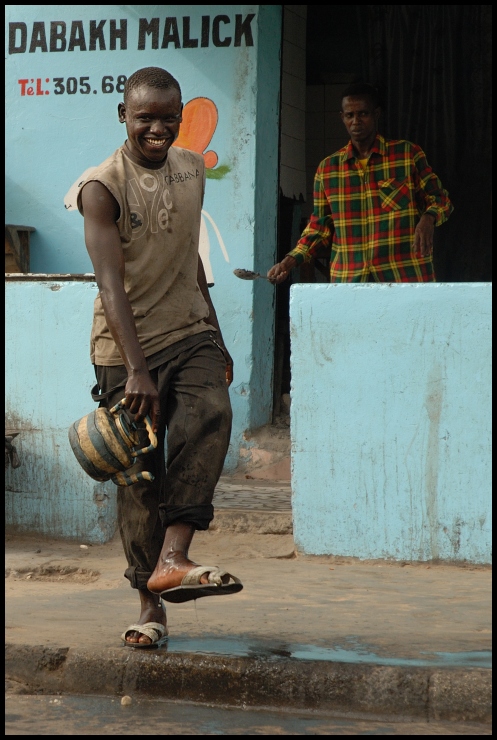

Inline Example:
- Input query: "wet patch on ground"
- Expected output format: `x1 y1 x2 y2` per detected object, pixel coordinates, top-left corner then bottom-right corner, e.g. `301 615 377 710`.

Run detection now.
5 694 492 735
5 565 100 583
158 635 493 669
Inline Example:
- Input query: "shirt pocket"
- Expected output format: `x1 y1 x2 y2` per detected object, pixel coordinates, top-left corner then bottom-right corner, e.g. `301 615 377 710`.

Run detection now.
377 178 412 211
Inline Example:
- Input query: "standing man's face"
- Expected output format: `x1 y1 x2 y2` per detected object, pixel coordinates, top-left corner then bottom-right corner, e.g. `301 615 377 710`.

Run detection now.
340 96 380 147
118 86 183 168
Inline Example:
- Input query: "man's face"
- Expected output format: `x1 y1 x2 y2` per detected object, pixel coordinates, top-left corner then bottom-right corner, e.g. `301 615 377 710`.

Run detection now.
340 96 380 145
118 86 183 167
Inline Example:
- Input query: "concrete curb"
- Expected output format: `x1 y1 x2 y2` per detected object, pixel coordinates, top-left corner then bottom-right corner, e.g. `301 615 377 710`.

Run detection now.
5 644 491 722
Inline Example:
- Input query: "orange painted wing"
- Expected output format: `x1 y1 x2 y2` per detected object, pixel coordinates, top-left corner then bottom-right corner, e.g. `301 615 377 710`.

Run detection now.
173 97 219 168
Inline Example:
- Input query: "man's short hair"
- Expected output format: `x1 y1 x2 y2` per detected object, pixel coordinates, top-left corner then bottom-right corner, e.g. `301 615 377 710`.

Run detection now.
124 67 181 104
341 83 380 110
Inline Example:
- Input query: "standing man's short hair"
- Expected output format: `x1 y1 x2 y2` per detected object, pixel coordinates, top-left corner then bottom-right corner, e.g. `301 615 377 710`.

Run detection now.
124 67 182 103
341 82 381 109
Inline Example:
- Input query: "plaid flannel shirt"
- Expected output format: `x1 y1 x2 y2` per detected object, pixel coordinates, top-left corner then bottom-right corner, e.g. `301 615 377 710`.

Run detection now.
288 135 453 282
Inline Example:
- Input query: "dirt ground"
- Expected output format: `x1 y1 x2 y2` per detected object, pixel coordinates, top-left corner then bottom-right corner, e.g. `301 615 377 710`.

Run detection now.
5 530 492 662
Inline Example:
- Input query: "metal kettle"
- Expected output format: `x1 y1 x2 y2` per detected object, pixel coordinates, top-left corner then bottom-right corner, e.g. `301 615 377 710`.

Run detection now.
68 398 157 486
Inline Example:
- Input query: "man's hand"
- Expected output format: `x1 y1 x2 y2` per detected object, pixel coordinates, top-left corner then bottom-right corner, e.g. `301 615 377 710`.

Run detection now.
224 349 234 386
413 213 436 257
124 369 160 432
267 255 297 284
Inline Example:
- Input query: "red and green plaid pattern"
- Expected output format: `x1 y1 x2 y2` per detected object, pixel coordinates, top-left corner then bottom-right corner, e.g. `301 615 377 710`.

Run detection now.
288 135 453 282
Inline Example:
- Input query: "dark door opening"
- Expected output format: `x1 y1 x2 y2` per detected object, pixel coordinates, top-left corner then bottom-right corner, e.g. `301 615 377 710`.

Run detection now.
273 4 492 419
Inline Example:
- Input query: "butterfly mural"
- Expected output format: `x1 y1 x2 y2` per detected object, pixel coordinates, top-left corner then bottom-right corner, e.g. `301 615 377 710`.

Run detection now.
173 96 219 169
173 96 230 285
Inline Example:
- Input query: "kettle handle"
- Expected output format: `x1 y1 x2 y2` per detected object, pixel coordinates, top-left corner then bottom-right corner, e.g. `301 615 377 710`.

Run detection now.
131 414 158 457
109 398 158 456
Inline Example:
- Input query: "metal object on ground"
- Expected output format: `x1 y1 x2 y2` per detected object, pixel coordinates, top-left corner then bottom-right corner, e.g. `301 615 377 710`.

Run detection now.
5 432 21 470
68 399 157 487
233 268 271 281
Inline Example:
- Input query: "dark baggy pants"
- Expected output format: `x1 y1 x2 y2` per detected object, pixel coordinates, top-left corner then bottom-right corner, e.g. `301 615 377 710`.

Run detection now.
94 332 232 590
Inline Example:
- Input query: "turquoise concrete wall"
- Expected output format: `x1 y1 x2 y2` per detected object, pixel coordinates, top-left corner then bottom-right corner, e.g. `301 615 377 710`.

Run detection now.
5 5 282 477
290 283 492 564
5 279 117 543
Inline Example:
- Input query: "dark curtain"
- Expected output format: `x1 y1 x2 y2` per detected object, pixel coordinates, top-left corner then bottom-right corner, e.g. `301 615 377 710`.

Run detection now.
360 5 492 281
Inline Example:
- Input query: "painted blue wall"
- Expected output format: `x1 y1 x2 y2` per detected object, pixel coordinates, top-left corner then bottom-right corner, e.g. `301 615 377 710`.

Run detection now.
5 5 282 479
5 279 117 543
290 283 492 564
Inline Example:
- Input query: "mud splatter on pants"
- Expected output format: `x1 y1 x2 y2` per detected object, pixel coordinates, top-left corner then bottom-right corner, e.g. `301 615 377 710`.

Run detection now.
94 331 232 590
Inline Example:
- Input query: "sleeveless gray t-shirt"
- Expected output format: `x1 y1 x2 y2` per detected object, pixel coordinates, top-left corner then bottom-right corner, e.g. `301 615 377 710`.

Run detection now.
78 144 211 366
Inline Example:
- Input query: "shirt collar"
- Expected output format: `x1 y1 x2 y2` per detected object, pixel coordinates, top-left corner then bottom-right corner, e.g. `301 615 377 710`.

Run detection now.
341 134 386 162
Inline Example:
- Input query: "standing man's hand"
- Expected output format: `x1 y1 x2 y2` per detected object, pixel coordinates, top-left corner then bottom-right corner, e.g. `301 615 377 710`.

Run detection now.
124 369 160 432
267 255 297 284
413 213 436 257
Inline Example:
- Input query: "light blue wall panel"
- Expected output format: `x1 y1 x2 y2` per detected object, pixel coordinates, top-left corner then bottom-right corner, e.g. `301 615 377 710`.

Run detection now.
290 283 492 563
5 279 117 542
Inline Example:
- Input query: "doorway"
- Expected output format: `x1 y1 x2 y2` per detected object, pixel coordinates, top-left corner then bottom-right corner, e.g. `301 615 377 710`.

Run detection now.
273 4 492 418
274 5 363 419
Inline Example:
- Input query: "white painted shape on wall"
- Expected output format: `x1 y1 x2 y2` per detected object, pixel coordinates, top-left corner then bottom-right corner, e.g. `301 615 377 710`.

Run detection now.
199 209 230 287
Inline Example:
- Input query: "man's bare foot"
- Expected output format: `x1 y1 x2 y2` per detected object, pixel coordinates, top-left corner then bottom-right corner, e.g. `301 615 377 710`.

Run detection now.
147 551 215 594
124 588 167 645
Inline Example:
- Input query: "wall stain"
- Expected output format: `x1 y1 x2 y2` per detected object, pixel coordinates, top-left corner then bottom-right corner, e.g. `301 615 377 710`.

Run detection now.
5 405 39 433
308 306 325 367
443 518 464 554
424 364 443 559
93 490 109 508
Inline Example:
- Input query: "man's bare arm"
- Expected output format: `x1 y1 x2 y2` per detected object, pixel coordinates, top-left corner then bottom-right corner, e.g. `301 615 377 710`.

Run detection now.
81 181 160 429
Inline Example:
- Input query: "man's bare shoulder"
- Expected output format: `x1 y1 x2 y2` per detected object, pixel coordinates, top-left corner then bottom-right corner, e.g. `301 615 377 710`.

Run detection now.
80 180 120 223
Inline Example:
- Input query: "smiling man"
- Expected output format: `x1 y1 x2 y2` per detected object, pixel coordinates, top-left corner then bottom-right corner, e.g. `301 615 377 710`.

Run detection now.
77 67 242 649
268 82 453 283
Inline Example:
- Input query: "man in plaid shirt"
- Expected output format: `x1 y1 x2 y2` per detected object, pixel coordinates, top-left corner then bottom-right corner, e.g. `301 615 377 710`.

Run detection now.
268 83 453 284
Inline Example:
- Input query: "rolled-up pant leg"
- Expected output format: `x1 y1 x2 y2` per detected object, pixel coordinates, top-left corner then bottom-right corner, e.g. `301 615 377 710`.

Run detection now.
158 338 232 529
94 336 232 590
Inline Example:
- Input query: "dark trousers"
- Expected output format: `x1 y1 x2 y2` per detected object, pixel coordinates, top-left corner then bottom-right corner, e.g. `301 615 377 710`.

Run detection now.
94 332 232 590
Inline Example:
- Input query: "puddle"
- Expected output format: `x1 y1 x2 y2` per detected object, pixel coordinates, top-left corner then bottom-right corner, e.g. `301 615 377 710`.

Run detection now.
162 636 492 669
6 693 493 735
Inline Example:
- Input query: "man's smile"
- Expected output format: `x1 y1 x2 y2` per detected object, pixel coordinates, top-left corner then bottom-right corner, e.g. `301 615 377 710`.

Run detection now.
144 138 168 148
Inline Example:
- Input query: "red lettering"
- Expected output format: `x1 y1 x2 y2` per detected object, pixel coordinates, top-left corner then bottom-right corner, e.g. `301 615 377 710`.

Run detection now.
18 77 51 97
